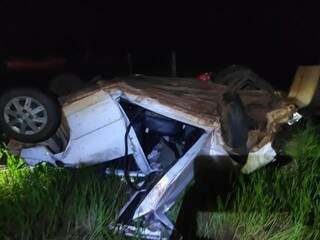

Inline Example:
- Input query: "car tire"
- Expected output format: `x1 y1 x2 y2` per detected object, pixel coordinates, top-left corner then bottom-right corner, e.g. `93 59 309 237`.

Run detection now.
215 65 275 93
220 92 249 152
0 88 61 143
49 73 86 96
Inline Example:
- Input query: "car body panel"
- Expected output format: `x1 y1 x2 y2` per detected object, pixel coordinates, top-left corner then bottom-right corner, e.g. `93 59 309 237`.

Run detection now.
61 76 277 131
288 65 320 109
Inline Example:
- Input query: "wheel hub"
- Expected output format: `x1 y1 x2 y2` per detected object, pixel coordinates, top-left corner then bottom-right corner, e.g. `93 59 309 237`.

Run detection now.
4 96 48 135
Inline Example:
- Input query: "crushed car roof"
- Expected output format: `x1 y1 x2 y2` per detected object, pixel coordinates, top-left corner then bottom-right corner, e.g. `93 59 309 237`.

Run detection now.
60 75 279 130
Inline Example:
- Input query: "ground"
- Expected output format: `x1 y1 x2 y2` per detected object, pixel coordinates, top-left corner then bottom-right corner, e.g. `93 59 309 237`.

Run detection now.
0 122 319 240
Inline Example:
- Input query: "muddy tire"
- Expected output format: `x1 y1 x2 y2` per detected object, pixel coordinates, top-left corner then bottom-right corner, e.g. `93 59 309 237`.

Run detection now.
215 65 274 93
49 73 86 96
219 92 249 164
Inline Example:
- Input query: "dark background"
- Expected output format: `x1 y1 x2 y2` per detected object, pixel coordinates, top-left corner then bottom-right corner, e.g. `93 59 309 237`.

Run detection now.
0 1 319 89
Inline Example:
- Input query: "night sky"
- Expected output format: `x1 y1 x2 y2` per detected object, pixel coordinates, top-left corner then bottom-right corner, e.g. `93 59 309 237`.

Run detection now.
0 1 319 89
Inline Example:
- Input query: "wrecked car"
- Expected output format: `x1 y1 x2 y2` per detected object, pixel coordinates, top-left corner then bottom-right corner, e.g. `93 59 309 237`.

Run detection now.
3 65 320 239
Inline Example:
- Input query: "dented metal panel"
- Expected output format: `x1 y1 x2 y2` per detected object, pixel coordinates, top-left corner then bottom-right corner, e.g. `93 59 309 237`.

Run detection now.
288 65 320 108
133 133 209 220
60 76 277 131
21 90 131 167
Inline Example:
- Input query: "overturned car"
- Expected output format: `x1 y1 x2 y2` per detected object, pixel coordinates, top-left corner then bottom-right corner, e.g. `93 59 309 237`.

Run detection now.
3 66 320 239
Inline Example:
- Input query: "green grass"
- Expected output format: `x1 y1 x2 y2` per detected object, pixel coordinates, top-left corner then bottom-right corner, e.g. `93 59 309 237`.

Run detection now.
198 124 320 239
0 148 128 240
0 123 319 239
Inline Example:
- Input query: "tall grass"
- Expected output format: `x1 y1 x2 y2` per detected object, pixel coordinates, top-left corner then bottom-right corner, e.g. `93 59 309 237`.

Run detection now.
0 123 319 239
200 124 320 239
0 148 127 240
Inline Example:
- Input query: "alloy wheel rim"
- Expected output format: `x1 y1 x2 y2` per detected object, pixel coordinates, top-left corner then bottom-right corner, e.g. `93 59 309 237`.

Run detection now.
4 96 48 135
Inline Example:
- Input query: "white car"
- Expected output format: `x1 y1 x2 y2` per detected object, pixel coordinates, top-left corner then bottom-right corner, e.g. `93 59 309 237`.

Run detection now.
6 66 319 239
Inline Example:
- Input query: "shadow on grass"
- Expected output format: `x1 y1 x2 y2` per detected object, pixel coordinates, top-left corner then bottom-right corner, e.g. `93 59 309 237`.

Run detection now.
171 123 320 240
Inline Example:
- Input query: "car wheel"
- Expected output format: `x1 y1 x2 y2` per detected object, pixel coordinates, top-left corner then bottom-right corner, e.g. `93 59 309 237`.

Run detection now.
215 65 275 93
0 88 61 143
220 92 249 154
49 73 86 96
